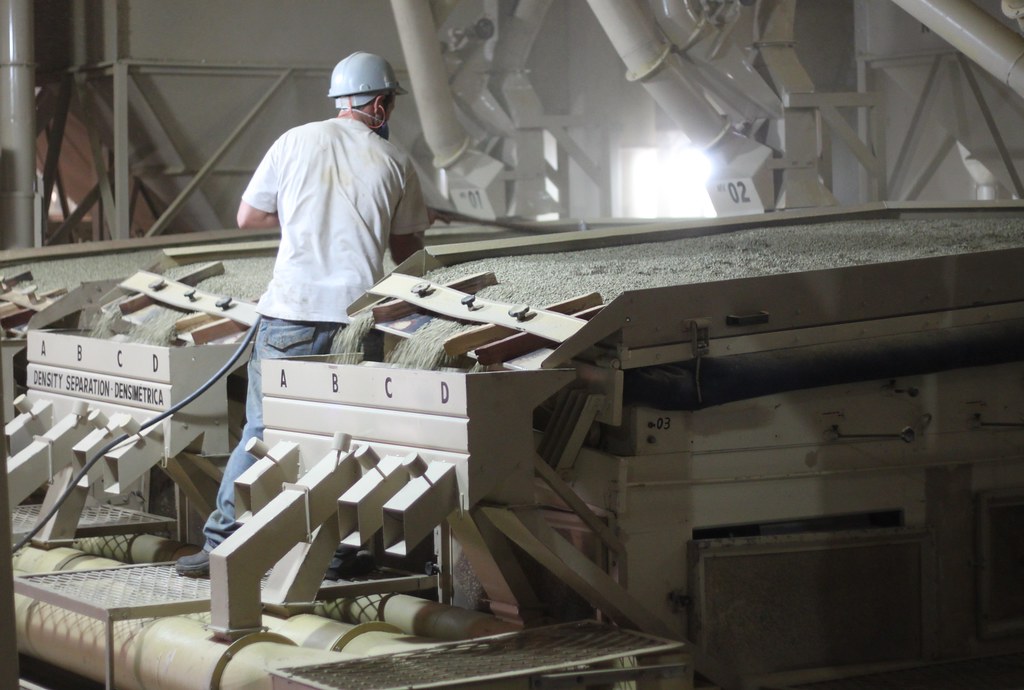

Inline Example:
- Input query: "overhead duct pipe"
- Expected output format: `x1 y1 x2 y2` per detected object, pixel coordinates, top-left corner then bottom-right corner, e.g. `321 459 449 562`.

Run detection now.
390 0 471 168
0 0 37 248
650 0 785 129
890 0 1024 99
586 0 775 211
586 0 730 149
1004 0 1024 32
390 0 508 217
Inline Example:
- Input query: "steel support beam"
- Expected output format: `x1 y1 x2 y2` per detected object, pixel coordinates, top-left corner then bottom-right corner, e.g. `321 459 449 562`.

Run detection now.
888 55 943 198
113 62 131 239
890 0 1024 98
41 76 73 216
956 53 1024 197
482 505 673 638
144 69 291 237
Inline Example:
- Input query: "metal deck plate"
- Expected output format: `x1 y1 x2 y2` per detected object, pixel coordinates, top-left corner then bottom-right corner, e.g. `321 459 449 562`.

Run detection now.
790 654 1024 689
271 620 686 690
14 564 211 620
11 504 175 541
14 559 436 621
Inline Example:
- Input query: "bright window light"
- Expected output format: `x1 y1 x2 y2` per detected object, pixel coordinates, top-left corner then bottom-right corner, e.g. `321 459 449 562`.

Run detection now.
621 137 717 219
621 147 660 218
659 144 716 218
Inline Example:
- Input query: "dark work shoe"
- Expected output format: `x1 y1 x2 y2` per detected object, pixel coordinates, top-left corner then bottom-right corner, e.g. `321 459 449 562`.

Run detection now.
324 549 375 581
175 549 210 577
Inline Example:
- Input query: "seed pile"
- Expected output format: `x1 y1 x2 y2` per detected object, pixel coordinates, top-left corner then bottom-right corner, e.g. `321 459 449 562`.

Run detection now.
0 250 163 294
17 215 1024 354
89 303 184 345
164 257 277 302
342 216 1024 370
424 216 1024 307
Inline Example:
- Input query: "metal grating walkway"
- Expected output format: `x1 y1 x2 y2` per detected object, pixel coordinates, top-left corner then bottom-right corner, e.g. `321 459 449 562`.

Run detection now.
786 653 1024 690
271 620 688 690
11 504 175 541
13 562 436 619
14 564 211 619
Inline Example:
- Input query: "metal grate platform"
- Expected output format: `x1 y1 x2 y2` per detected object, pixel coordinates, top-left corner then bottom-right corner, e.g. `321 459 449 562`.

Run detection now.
13 560 434 619
271 620 688 690
11 504 175 541
787 653 1024 690
13 563 211 619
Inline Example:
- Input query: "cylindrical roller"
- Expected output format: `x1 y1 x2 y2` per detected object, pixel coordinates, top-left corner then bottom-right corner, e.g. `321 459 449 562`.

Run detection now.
354 445 380 471
245 437 270 459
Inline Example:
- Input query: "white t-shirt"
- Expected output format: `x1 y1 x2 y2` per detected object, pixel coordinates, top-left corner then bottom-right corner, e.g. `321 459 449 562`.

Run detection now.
242 117 429 323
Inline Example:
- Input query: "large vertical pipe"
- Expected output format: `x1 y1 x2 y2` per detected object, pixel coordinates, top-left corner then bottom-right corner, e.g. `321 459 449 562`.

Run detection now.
891 0 1024 98
0 0 37 249
390 0 472 168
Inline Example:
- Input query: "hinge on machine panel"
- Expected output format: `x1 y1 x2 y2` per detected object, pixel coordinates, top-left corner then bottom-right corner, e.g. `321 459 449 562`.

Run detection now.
688 318 710 358
688 319 710 405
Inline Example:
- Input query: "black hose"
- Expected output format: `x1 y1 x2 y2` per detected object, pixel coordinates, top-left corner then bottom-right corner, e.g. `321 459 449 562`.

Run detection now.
623 319 1024 411
11 317 262 553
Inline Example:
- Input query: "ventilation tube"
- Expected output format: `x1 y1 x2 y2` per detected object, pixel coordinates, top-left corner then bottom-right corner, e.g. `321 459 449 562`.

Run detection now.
586 0 730 148
1004 0 1024 32
389 0 472 168
891 0 1024 98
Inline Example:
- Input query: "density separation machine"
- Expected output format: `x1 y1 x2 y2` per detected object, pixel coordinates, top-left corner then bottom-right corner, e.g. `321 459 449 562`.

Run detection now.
6 201 1024 689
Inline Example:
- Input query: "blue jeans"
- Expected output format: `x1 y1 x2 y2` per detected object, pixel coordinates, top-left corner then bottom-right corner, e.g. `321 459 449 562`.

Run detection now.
202 317 344 550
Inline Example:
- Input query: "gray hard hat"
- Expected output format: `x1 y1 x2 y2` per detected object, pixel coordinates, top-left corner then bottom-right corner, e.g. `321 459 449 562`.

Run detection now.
327 51 406 105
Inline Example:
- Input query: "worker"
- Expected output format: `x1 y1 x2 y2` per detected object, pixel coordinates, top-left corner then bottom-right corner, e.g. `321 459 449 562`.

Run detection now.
176 51 430 578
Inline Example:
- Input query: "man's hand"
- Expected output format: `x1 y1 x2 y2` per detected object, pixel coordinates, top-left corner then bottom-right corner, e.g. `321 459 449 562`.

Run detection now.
390 232 424 264
427 207 455 225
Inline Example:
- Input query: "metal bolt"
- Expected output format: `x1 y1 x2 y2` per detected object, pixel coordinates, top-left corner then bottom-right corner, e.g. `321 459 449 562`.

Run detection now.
508 305 533 322
411 282 434 298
